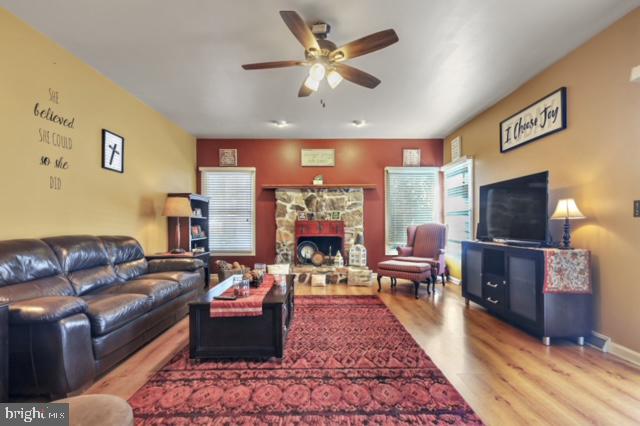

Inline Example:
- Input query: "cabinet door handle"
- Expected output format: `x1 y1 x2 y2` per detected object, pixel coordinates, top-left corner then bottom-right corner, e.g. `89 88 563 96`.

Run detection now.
486 297 499 305
486 282 498 288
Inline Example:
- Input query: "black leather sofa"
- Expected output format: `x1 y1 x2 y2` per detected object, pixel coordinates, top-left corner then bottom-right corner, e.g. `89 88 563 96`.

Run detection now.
0 235 205 398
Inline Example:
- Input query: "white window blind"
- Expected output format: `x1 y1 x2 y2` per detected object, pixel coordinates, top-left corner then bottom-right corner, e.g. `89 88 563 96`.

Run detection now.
200 168 256 256
443 158 473 260
385 167 440 255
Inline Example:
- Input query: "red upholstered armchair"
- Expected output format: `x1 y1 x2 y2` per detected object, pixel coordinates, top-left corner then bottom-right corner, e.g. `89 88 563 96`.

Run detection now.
394 223 448 285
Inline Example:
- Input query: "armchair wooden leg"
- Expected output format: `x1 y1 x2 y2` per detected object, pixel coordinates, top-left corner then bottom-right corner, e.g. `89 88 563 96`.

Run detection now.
413 281 420 298
441 273 446 286
377 274 382 292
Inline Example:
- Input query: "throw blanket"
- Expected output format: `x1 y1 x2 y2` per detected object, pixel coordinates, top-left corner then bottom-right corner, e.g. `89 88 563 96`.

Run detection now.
543 249 592 294
210 275 275 317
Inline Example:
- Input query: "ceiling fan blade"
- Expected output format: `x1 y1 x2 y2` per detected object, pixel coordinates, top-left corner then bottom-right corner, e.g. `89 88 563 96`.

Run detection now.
331 29 399 61
333 64 381 89
298 79 313 97
242 60 305 70
280 11 320 52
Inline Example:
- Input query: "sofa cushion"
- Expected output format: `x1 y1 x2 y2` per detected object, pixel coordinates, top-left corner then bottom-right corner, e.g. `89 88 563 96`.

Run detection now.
44 236 119 295
0 275 74 304
0 239 75 303
378 260 431 273
106 279 182 308
0 239 63 285
81 293 151 336
147 258 204 273
9 296 88 324
100 236 148 281
139 271 202 294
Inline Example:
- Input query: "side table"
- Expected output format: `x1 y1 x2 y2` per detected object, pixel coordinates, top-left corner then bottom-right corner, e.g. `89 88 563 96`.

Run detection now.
0 303 8 402
146 252 211 287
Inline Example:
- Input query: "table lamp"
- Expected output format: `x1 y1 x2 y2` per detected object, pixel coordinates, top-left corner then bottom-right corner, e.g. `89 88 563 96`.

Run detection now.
162 196 192 253
551 198 585 249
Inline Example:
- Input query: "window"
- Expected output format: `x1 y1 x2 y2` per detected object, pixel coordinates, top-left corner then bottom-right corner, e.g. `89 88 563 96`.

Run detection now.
200 167 256 256
385 167 440 255
443 159 474 261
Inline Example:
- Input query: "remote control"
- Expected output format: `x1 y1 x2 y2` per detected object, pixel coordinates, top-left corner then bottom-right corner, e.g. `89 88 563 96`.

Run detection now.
214 295 236 301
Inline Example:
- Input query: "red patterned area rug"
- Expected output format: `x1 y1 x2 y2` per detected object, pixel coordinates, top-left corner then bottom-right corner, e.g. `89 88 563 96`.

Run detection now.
129 296 482 425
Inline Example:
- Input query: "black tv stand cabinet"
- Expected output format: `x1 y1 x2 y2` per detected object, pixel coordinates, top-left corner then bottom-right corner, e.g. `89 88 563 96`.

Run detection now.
462 241 591 346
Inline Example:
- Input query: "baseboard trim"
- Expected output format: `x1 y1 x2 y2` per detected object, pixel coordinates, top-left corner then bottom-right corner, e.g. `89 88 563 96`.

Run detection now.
447 276 461 285
609 341 640 366
587 330 640 367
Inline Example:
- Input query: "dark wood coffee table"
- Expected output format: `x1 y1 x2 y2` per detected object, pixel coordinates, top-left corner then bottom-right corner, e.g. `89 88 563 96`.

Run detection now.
189 275 294 360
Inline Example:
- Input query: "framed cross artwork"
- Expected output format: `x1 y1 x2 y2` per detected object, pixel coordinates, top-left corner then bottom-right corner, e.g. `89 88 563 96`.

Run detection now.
102 129 124 173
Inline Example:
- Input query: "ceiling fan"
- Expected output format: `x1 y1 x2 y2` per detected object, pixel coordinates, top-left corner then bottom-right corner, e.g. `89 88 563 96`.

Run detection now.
241 11 399 97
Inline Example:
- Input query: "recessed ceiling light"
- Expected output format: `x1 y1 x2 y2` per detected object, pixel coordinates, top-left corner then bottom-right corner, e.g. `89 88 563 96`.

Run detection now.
352 120 366 128
272 120 289 128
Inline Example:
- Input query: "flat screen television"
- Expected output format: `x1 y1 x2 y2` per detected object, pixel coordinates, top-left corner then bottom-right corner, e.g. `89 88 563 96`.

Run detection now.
477 171 549 243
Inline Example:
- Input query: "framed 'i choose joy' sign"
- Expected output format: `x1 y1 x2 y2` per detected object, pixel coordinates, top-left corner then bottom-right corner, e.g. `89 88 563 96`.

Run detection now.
500 87 567 153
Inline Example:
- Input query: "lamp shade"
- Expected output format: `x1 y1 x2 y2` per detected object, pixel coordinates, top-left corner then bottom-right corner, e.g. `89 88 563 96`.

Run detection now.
162 197 192 217
551 198 585 220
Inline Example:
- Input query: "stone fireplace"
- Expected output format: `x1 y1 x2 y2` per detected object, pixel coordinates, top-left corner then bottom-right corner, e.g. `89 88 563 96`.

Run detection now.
275 188 364 263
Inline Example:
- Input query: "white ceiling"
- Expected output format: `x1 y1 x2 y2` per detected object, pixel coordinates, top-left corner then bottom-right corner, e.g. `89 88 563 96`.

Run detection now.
2 0 638 138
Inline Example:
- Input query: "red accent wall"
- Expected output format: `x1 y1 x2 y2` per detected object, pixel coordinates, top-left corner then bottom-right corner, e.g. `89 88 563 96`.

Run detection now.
197 139 443 269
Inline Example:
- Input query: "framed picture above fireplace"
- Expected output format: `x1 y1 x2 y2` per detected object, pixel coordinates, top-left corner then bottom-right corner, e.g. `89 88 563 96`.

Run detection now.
301 149 335 167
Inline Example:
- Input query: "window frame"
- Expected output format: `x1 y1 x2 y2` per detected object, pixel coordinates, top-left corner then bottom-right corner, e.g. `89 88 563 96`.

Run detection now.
442 157 474 262
384 166 441 256
199 166 256 256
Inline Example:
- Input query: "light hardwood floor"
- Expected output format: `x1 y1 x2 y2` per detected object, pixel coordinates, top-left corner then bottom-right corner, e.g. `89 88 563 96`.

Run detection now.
87 279 640 425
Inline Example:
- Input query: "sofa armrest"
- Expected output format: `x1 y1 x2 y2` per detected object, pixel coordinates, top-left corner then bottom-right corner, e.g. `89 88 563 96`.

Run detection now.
147 258 204 273
10 313 95 397
9 296 88 325
396 246 414 257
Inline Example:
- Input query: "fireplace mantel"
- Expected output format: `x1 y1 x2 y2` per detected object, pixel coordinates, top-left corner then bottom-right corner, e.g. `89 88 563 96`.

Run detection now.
262 184 376 190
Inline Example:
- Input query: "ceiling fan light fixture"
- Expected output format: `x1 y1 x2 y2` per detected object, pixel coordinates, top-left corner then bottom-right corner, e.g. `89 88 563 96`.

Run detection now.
309 63 326 81
332 51 345 61
304 75 320 91
327 70 343 89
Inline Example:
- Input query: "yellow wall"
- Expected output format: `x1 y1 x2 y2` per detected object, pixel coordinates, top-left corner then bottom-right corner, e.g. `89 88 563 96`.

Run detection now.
0 9 196 253
444 8 640 351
